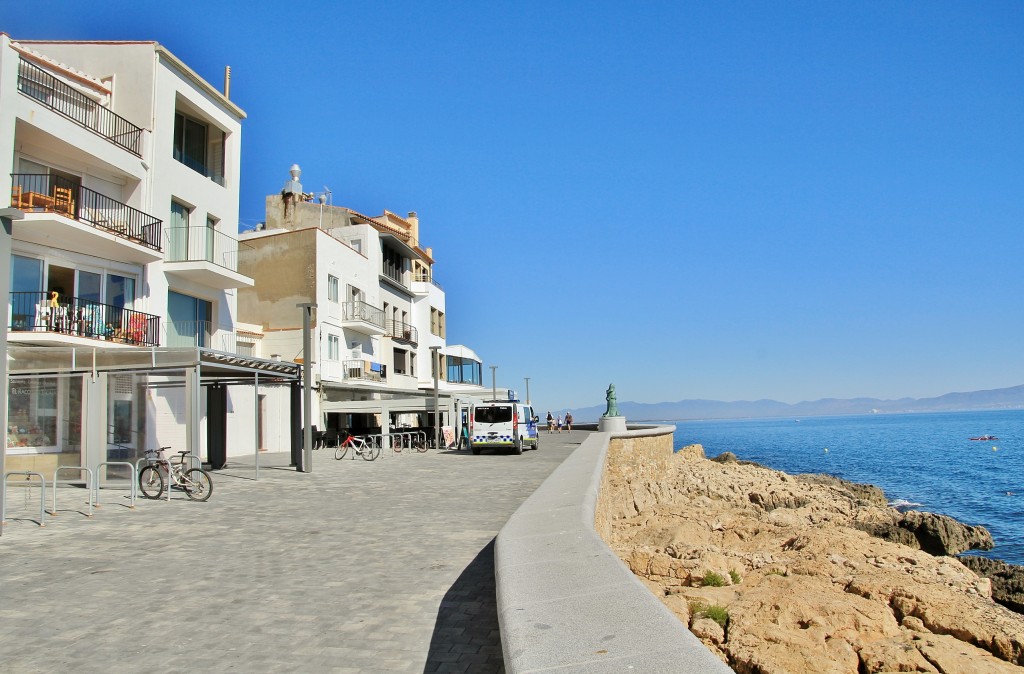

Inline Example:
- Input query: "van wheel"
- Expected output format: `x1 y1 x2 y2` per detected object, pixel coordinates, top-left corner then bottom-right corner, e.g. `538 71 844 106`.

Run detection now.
533 437 540 451
514 438 523 455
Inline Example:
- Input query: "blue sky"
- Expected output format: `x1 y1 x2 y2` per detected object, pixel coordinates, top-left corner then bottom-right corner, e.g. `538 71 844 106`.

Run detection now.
6 2 1023 411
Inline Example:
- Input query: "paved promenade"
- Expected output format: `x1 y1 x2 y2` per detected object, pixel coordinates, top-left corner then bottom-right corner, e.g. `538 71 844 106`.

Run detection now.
0 432 584 673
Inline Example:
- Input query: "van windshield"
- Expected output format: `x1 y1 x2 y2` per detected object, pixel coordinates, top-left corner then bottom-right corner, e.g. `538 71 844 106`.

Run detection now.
475 406 512 423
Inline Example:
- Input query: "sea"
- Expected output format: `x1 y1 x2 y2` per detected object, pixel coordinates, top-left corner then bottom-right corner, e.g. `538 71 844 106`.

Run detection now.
671 409 1024 566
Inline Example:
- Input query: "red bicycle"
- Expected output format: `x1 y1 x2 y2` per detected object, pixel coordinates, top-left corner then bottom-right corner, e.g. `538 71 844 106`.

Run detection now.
334 433 381 461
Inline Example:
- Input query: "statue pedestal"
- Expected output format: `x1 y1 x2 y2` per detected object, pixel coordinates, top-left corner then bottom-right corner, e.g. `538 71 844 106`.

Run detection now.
598 416 626 432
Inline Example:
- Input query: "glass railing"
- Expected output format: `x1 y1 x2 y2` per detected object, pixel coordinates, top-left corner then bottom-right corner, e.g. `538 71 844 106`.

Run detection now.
164 226 243 271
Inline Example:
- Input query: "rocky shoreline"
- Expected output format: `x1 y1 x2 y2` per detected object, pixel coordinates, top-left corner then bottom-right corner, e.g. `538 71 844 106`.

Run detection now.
599 443 1024 673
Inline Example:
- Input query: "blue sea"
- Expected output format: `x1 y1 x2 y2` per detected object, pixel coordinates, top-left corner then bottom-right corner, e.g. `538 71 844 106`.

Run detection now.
672 410 1024 566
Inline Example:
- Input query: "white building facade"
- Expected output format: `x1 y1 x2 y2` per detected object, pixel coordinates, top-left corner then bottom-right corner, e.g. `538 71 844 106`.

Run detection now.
2 36 289 478
239 168 487 445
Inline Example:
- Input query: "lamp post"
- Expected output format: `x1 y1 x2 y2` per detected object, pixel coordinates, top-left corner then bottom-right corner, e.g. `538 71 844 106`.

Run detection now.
297 302 316 473
524 377 531 405
490 365 498 401
430 345 441 450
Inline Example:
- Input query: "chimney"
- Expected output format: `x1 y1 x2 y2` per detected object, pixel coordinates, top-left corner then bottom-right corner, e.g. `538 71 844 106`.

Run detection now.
407 211 419 244
223 66 231 99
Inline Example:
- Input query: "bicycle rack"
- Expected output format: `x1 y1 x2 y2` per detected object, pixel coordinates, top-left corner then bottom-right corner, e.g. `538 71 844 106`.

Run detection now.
94 461 137 509
360 434 386 458
50 466 94 518
2 471 47 527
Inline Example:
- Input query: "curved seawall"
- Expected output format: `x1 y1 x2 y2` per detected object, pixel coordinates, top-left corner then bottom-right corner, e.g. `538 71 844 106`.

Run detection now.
494 427 732 673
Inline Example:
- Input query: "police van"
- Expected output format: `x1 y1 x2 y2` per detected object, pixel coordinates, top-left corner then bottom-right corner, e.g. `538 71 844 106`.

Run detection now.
469 396 539 455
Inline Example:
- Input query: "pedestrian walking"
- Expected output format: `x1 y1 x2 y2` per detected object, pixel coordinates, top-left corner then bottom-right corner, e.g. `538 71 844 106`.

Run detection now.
556 415 562 433
564 412 573 432
546 411 554 433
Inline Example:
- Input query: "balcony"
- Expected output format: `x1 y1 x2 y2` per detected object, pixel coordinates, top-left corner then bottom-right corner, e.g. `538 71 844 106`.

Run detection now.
386 319 418 346
340 301 386 336
11 174 163 263
411 272 443 296
17 58 144 156
8 291 160 347
163 226 254 290
163 321 258 354
343 359 386 383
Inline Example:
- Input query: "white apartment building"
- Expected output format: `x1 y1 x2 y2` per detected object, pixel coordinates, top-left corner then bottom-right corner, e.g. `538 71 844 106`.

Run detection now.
2 36 297 479
239 166 487 444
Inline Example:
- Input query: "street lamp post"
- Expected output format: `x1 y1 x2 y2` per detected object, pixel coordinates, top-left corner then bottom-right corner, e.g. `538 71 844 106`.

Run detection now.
490 365 498 401
430 346 441 450
297 302 316 473
524 377 531 405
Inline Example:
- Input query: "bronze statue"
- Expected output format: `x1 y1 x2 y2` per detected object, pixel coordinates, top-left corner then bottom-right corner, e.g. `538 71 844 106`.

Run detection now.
604 383 620 417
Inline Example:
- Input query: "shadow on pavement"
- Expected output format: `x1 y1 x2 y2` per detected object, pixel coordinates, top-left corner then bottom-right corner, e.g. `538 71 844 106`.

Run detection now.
424 538 505 673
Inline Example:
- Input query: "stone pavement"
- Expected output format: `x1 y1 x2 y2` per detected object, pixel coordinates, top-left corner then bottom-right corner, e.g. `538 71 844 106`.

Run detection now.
0 431 586 673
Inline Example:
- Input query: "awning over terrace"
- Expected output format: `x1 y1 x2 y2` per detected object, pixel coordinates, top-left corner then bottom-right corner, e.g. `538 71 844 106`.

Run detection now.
6 345 302 478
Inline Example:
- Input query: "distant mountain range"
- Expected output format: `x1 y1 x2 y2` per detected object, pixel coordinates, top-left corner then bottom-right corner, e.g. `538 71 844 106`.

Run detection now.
568 384 1024 422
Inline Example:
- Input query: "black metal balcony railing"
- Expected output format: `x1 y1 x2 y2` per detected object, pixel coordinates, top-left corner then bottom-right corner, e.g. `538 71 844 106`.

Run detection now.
11 174 163 250
8 291 160 346
341 301 385 329
17 58 144 156
386 320 418 346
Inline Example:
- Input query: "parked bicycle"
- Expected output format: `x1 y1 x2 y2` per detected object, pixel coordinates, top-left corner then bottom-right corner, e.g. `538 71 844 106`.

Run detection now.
335 433 381 461
392 431 429 453
139 447 214 501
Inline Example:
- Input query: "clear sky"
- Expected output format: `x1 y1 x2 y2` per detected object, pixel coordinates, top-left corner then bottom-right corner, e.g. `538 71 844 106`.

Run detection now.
6 2 1023 411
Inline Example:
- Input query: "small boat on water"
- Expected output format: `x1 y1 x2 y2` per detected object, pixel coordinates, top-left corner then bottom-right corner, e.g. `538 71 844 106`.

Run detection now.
969 435 999 441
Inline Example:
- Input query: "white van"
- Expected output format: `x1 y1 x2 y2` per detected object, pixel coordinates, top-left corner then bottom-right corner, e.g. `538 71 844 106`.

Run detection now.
470 401 539 455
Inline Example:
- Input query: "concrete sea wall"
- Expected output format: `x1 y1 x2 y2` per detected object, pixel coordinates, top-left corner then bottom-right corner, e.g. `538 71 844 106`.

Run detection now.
494 427 732 673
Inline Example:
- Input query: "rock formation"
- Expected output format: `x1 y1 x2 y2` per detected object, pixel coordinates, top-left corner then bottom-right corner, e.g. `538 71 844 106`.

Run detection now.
600 443 1024 673
960 555 1024 614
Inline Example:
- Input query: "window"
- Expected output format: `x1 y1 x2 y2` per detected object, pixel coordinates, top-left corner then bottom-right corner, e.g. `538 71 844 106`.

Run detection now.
168 200 190 261
173 112 206 173
167 290 211 347
350 238 362 254
430 308 446 337
173 110 225 184
236 341 254 357
204 215 217 263
393 348 407 375
475 406 512 423
327 334 340 361
327 275 339 303
409 352 416 377
106 274 136 310
381 243 405 284
447 357 483 385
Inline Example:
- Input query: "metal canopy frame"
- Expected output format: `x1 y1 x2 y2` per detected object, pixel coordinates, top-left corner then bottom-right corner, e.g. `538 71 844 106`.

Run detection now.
7 345 301 480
